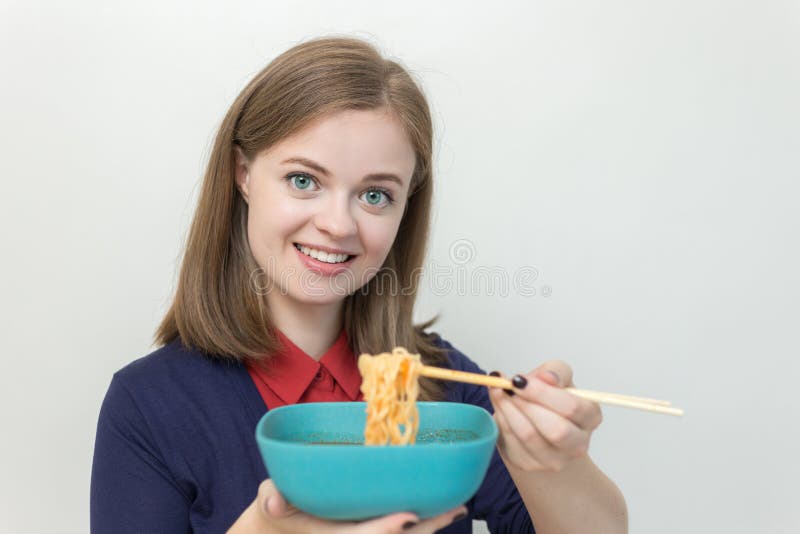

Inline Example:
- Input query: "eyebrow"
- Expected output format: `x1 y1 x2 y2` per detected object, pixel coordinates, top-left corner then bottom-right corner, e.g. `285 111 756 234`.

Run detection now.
281 157 405 188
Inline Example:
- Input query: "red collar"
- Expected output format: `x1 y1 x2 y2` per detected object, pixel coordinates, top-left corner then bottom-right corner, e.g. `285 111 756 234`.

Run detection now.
249 329 362 405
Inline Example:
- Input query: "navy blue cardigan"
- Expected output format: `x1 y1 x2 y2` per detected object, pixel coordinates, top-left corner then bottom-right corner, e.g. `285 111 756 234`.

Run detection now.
90 335 535 533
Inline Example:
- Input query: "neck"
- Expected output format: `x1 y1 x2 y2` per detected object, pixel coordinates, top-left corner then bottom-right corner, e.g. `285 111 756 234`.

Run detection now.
267 294 345 360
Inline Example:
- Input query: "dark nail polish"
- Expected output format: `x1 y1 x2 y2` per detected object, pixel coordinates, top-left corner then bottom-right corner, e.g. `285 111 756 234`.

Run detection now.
453 512 468 522
512 375 528 389
403 520 418 530
504 388 515 396
489 371 500 377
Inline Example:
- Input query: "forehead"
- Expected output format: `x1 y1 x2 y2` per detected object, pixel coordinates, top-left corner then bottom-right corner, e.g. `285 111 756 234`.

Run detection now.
261 109 416 179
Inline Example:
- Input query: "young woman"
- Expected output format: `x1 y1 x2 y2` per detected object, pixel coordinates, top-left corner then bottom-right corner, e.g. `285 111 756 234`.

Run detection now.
91 37 628 534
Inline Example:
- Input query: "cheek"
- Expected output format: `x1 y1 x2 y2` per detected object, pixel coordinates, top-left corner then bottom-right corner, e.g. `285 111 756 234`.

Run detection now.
245 201 306 264
249 192 306 236
359 216 403 260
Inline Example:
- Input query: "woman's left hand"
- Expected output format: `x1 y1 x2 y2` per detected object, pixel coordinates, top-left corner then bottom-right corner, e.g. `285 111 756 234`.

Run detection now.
487 361 603 472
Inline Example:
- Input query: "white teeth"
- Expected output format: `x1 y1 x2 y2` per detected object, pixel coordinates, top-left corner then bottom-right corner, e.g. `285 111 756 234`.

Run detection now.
295 244 351 264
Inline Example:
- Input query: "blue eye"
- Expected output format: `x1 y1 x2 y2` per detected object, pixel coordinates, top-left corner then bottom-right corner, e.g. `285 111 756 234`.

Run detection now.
289 173 314 190
361 188 393 207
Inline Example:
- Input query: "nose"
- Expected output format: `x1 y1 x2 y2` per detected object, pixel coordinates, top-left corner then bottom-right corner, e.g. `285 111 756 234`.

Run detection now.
313 194 358 239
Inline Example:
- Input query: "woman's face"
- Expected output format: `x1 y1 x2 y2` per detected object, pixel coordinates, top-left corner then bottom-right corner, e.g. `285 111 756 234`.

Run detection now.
235 108 415 308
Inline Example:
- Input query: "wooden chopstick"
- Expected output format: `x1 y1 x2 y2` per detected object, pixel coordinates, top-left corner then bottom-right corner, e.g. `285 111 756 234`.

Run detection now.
419 365 511 389
417 365 683 417
564 389 683 416
568 388 672 406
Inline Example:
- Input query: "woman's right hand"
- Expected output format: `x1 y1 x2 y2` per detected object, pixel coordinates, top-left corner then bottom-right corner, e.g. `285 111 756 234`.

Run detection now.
227 479 468 533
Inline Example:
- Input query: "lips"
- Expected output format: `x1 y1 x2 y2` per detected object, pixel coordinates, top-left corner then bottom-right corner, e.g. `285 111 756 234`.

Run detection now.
294 244 352 264
293 243 357 276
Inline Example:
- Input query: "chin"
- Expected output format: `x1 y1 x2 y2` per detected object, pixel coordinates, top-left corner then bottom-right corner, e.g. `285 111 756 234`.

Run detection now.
288 288 351 306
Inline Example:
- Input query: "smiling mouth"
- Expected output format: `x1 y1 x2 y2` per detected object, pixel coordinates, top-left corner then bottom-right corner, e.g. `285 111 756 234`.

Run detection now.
293 243 355 264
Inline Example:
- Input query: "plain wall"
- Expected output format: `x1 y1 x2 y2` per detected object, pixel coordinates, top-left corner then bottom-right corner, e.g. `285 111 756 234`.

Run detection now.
1 1 798 532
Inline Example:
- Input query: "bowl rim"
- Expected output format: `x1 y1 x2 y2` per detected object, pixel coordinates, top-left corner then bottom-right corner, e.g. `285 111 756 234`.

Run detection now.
255 401 498 449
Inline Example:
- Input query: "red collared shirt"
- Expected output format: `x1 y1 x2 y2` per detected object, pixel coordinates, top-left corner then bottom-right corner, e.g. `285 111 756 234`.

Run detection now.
246 329 364 409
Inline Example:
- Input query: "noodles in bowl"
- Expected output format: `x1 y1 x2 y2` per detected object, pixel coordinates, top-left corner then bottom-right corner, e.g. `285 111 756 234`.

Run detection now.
254 347 498 520
255 402 497 519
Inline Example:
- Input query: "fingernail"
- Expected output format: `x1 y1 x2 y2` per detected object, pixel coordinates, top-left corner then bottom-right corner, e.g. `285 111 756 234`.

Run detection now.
489 371 500 377
403 520 419 530
262 497 271 514
504 388 515 396
546 370 560 384
453 512 468 522
512 375 528 389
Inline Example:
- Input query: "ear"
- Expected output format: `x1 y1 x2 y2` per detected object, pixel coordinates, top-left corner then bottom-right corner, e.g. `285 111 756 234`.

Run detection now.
233 145 251 203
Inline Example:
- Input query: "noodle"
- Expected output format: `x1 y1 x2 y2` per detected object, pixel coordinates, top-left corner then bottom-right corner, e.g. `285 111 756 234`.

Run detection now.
357 347 422 445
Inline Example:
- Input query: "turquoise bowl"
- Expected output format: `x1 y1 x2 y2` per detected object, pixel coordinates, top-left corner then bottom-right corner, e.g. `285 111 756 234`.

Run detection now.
255 401 498 520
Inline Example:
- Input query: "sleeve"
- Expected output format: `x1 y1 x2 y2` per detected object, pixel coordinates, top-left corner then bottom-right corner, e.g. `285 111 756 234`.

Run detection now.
436 337 536 534
90 375 192 534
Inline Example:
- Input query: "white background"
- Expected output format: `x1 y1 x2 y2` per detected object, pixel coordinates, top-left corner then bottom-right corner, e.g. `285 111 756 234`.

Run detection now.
1 1 798 532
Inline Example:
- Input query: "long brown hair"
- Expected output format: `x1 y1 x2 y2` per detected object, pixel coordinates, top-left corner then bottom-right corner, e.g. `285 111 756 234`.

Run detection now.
156 36 448 400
